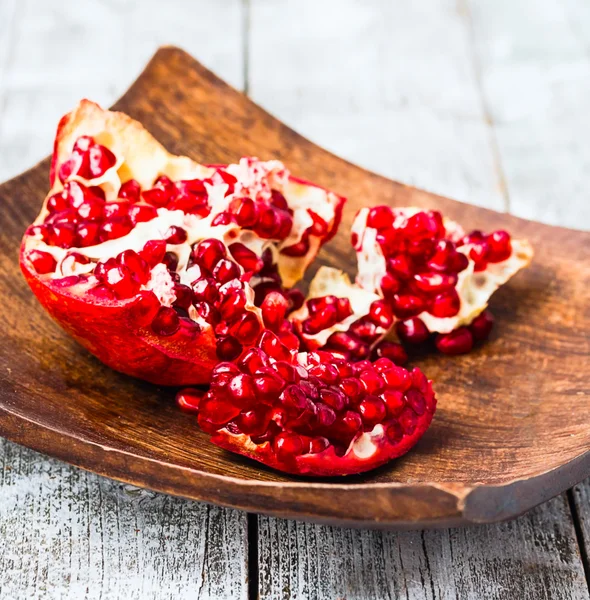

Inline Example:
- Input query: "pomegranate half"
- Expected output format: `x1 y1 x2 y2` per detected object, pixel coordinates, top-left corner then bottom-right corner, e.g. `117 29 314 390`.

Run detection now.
20 100 345 385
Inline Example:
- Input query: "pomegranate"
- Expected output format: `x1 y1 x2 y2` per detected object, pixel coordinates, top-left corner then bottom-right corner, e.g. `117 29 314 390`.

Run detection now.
351 206 533 354
184 347 436 476
20 100 345 385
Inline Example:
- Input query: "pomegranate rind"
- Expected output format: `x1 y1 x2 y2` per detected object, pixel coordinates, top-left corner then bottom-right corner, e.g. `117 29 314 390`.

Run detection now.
211 380 436 476
352 207 534 334
20 250 218 386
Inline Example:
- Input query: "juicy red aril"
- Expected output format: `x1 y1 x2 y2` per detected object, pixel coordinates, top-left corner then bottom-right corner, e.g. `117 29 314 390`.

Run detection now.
172 284 193 310
387 256 413 280
140 239 167 267
129 204 157 225
193 238 226 271
326 332 369 359
229 197 258 227
470 310 494 341
195 302 220 325
308 210 328 236
396 318 430 345
213 259 241 284
261 291 289 331
229 242 264 274
151 306 180 336
165 226 188 244
358 396 387 425
77 197 104 220
163 252 179 272
487 230 512 262
366 206 394 230
28 250 57 274
368 300 393 328
435 327 474 355
255 206 282 239
348 319 379 343
192 278 219 304
211 212 232 226
230 312 262 345
103 201 129 219
413 272 458 293
429 289 461 318
372 341 408 365
259 330 292 362
99 217 132 242
117 249 150 284
302 305 338 335
176 388 205 413
51 223 77 248
118 179 141 202
58 136 116 182
47 192 69 213
142 175 175 207
391 294 425 318
218 288 247 320
280 231 310 257
216 336 243 360
405 211 444 240
380 273 401 295
105 265 140 299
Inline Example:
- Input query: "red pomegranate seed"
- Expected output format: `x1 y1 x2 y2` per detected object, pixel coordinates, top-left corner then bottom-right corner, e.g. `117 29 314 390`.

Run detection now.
256 205 282 239
239 347 271 374
372 341 408 365
216 336 243 360
140 239 167 267
359 369 385 394
195 302 220 325
259 330 291 361
381 366 412 391
261 291 289 331
234 406 272 436
129 204 157 225
391 294 425 319
165 226 188 244
105 265 140 299
396 318 430 345
358 396 387 425
307 210 328 236
405 211 444 241
366 206 394 230
487 230 512 262
430 289 461 318
77 197 104 221
229 242 264 274
162 252 179 272
59 136 116 181
117 249 150 283
470 310 494 341
176 388 205 413
99 217 132 242
47 192 69 213
326 331 369 359
51 223 77 248
103 201 129 219
218 288 246 320
413 272 458 293
387 256 413 280
280 231 310 257
118 179 141 202
211 212 232 226
230 312 262 344
229 197 259 227
380 273 401 295
302 305 338 335
335 298 353 321
192 278 219 304
28 250 57 274
171 284 193 310
193 238 226 271
94 258 118 281
348 318 379 343
151 306 180 336
435 327 474 355
368 300 394 328
213 259 241 284
142 175 176 207
273 432 305 460
74 222 99 247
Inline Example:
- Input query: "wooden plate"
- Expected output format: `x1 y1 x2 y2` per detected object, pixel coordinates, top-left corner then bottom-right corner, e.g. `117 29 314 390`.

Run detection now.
0 47 588 529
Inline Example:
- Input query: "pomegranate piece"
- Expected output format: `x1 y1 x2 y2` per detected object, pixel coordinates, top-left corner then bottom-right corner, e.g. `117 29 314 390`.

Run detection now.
21 100 346 385
352 206 533 354
194 348 436 476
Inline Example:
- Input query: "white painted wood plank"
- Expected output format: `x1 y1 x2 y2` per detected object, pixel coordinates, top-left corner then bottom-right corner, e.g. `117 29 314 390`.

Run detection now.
0 0 245 183
469 0 590 229
258 495 589 600
0 440 248 600
249 0 506 211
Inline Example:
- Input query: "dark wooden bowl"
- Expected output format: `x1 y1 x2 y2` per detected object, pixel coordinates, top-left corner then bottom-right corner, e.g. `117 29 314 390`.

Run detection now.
0 47 588 529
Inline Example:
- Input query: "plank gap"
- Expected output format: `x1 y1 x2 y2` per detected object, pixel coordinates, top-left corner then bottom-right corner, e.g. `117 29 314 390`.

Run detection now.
242 0 251 95
568 488 590 595
247 513 259 600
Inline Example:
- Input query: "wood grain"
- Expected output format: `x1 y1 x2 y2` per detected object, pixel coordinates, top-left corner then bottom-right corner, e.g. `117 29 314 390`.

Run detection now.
258 495 590 600
0 44 589 528
0 439 248 600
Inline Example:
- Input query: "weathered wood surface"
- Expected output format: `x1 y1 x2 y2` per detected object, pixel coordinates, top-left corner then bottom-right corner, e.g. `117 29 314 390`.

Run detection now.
1 0 589 599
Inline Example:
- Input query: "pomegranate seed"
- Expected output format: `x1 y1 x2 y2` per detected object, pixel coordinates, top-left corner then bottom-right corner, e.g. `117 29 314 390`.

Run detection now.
319 388 347 411
259 330 291 361
373 341 408 365
427 240 455 272
366 206 394 230
447 252 470 273
26 224 52 242
253 369 286 400
213 259 241 284
176 388 205 413
274 433 305 460
309 364 339 385
162 252 179 272
51 223 77 248
358 396 387 425
326 332 369 359
396 318 430 344
172 284 194 310
229 242 264 274
435 327 474 355
302 305 338 335
387 256 413 280
195 302 220 325
239 348 271 375
140 239 167 267
381 366 412 391
256 205 282 239
235 406 272 436
414 272 458 293
230 312 262 344
99 217 132 242
165 226 187 244
261 291 289 331
380 273 401 295
368 300 394 328
142 175 176 207
193 239 227 271
76 197 104 221
430 289 461 318
339 378 364 402
487 230 512 262
405 211 443 241
211 212 232 226
227 373 258 408
59 136 116 181
229 197 259 227
216 336 242 360
391 294 425 319
47 192 69 213
307 210 328 236
118 179 141 202
117 249 150 283
382 390 406 418
218 288 246 320
151 306 180 336
470 310 494 341
103 201 130 219
359 369 385 394
28 250 57 274
105 265 140 299
128 204 157 225
192 278 219 304
280 231 310 257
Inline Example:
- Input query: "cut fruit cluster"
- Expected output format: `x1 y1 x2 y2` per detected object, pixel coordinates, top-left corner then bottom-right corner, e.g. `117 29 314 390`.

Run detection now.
20 100 532 476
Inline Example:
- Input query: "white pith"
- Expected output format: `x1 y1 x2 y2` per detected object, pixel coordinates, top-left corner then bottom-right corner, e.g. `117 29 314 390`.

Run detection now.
352 207 534 334
290 266 386 347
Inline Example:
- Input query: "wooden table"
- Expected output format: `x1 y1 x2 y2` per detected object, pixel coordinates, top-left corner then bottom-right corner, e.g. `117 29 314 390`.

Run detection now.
1 1 589 598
